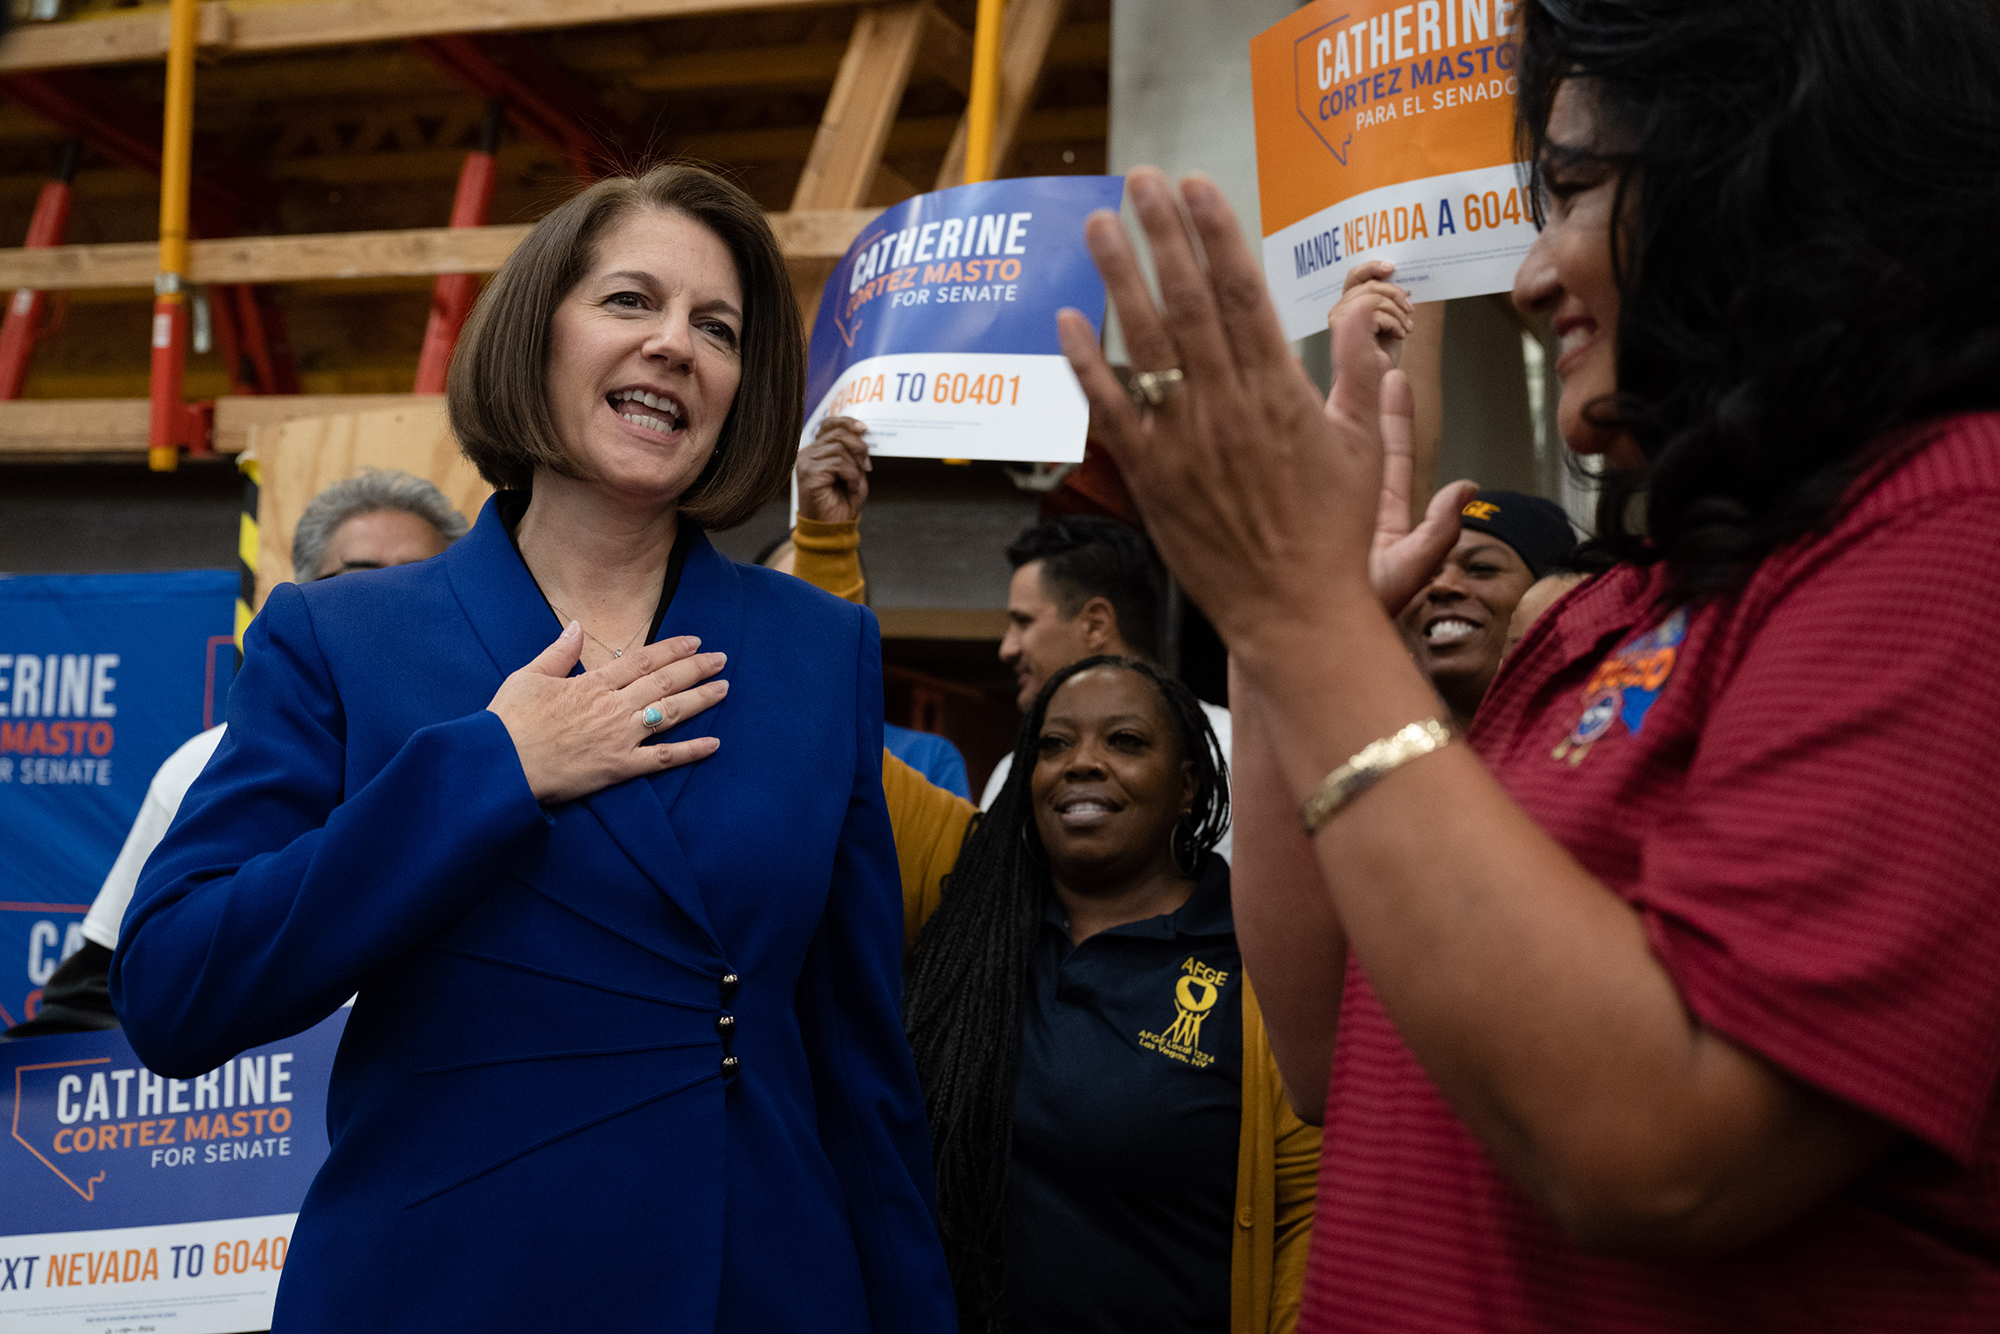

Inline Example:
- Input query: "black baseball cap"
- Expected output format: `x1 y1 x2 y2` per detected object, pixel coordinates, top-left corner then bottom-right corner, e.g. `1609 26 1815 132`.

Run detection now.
1457 490 1578 580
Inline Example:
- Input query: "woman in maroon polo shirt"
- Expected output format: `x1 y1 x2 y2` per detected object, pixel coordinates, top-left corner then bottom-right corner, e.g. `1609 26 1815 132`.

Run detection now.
1048 0 2000 1330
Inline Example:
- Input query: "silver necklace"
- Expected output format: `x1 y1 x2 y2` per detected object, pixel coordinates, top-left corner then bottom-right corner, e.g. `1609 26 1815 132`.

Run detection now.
549 601 647 659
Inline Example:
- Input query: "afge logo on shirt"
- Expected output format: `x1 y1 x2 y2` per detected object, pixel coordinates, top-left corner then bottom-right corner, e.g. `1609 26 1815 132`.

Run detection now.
1139 958 1230 1069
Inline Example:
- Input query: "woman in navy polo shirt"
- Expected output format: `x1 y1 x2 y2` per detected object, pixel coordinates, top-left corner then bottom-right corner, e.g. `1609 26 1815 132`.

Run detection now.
905 655 1318 1334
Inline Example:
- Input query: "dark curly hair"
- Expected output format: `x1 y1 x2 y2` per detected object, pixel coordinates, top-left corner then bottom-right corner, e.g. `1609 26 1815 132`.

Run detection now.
1518 0 2000 601
902 655 1228 1333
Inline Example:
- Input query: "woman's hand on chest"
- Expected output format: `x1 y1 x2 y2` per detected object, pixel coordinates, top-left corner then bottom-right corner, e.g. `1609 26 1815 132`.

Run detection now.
487 622 729 805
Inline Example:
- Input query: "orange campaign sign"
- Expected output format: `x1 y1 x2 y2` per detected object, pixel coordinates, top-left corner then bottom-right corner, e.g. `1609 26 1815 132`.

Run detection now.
1251 0 1535 339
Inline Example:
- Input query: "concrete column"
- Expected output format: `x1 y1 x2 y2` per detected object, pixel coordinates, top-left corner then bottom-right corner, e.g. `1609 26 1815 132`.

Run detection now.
1438 294 1537 495
1105 0 1296 361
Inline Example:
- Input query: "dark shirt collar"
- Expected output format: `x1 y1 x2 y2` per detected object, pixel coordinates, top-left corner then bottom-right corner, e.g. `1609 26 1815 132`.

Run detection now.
1038 853 1233 940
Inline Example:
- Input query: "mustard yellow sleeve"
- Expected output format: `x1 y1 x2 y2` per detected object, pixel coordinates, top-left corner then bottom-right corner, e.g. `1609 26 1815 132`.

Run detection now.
1268 1068 1322 1334
881 749 977 950
793 518 866 605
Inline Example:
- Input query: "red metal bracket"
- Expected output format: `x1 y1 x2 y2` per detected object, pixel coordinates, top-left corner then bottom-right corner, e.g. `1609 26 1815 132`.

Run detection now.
0 139 79 399
413 99 503 394
1 71 300 409
0 71 268 235
179 400 215 456
411 34 643 181
228 285 300 395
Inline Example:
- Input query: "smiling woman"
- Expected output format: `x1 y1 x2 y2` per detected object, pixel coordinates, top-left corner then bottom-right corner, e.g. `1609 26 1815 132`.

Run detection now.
1397 489 1576 729
904 656 1318 1334
450 164 799 532
112 164 954 1333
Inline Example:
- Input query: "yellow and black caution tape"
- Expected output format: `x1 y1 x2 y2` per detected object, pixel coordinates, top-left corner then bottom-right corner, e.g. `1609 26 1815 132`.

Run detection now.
235 454 260 652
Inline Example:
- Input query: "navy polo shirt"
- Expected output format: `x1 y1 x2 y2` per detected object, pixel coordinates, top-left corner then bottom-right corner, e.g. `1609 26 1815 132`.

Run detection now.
1007 854 1242 1334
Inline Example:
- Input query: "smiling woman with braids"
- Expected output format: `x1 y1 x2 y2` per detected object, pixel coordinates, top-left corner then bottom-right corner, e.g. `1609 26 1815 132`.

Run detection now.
902 655 1318 1334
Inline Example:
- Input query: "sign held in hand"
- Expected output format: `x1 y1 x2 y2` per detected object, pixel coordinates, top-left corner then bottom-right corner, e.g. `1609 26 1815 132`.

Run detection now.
1252 0 1534 338
802 176 1125 465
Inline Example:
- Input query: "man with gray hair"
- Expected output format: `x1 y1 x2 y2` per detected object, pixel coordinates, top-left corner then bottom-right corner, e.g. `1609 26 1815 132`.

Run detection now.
4 470 468 1039
291 467 469 581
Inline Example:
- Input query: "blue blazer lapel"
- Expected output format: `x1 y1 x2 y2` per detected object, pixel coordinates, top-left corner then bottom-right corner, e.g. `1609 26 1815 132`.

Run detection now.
641 526 743 819
445 499 739 955
581 526 743 952
443 494 571 682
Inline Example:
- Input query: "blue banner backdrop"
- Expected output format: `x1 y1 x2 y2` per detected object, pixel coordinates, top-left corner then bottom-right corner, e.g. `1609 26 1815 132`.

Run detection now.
0 571 238 1030
802 174 1125 463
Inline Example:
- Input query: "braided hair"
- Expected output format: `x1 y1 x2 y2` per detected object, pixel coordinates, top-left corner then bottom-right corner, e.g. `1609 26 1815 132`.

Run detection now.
903 655 1228 1333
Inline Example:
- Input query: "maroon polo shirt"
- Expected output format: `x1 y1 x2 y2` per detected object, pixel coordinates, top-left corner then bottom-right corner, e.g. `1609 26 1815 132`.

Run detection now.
1301 413 2000 1332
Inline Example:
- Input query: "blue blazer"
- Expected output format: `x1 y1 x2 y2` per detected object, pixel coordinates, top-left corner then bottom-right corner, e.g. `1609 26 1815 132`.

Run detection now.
112 498 956 1333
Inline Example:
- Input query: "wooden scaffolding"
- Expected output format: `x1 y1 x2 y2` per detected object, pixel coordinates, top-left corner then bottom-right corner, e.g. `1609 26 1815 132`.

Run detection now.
0 0 1106 459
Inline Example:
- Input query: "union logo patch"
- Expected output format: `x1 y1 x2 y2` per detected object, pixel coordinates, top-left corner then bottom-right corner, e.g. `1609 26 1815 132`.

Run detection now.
1553 607 1688 766
1138 957 1229 1069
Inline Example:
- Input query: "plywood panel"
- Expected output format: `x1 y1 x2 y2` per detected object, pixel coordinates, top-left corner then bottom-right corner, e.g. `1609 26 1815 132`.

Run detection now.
217 393 437 455
253 400 490 608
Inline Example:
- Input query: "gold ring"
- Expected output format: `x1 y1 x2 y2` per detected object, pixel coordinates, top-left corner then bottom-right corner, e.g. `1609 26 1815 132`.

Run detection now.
1127 368 1185 410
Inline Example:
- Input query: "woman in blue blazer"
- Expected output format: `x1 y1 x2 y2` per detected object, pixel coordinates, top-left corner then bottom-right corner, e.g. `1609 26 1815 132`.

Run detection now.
112 165 956 1333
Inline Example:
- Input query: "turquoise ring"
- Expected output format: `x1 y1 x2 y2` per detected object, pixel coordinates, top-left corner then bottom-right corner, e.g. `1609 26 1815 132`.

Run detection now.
642 705 666 732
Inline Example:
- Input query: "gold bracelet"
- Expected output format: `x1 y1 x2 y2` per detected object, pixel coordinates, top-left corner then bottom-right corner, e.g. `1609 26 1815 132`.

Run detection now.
1299 719 1453 834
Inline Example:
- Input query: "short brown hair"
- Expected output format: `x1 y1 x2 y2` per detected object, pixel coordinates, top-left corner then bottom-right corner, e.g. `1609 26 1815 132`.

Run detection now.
448 163 803 530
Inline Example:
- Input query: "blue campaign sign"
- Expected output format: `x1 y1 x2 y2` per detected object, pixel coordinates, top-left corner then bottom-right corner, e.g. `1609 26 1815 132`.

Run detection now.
0 572 237 1031
803 174 1124 463
0 1011 344 1333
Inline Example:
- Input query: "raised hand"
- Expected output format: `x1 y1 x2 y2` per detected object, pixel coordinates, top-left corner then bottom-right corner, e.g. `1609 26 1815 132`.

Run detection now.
1333 258 1416 367
797 415 873 524
487 624 727 805
1053 167 1390 657
1366 368 1475 615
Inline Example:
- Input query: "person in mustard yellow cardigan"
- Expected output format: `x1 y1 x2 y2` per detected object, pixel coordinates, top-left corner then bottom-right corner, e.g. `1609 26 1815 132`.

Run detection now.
779 437 1315 1332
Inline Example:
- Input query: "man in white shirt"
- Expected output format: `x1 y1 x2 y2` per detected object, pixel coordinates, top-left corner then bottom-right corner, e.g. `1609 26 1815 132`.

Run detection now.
3 470 465 1039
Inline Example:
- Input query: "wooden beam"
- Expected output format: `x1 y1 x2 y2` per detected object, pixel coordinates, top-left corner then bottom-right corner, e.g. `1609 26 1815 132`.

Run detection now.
915 6 975 98
625 41 848 93
599 18 1089 97
0 228 528 291
0 397 150 456
790 4 930 213
867 161 919 206
769 208 886 260
935 0 1068 190
0 0 858 74
0 210 880 292
0 393 443 458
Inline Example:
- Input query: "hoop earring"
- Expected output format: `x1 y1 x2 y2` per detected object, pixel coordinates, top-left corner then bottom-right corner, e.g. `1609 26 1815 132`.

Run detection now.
1170 814 1198 877
1019 821 1048 868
